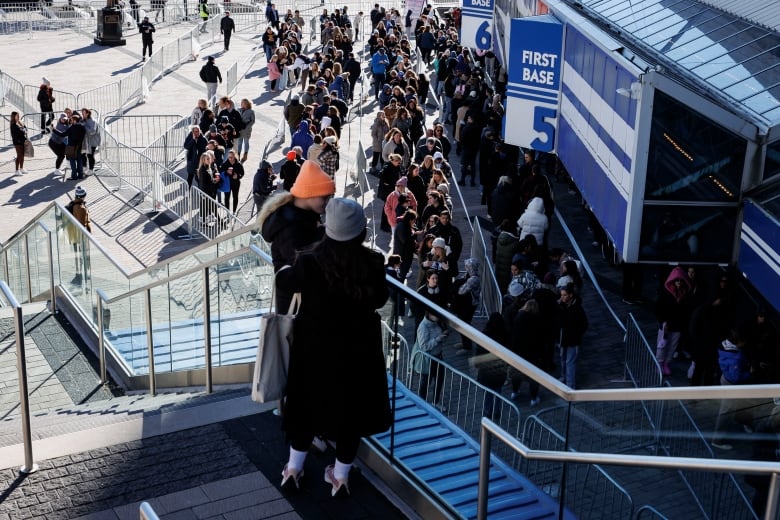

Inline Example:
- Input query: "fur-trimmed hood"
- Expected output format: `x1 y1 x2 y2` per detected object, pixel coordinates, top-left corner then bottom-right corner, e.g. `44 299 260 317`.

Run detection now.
257 191 294 234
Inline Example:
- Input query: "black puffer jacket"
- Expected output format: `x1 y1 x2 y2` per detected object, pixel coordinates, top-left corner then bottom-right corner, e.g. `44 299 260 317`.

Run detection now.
260 197 325 271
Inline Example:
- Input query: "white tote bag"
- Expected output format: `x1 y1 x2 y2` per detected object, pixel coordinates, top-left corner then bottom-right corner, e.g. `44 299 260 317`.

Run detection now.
251 286 300 403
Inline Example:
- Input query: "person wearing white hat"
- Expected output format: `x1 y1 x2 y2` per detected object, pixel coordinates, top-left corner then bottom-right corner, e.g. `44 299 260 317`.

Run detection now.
37 78 55 134
277 197 390 498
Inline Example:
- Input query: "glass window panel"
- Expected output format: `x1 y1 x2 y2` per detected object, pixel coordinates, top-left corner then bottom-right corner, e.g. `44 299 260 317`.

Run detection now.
645 91 746 203
762 105 780 123
742 89 780 118
700 19 749 43
763 140 780 183
724 81 766 104
615 2 662 24
733 53 780 88
667 34 715 61
661 11 725 53
625 9 669 36
601 0 654 20
638 205 738 263
645 20 697 48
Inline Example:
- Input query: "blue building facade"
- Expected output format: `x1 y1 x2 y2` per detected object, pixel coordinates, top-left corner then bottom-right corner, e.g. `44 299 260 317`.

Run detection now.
492 0 780 313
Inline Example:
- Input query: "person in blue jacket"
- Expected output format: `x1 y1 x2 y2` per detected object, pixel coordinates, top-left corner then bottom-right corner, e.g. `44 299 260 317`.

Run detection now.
290 120 314 159
371 47 390 99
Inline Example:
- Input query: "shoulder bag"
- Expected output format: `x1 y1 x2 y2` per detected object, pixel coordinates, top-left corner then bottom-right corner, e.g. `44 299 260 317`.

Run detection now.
251 272 301 403
23 139 34 158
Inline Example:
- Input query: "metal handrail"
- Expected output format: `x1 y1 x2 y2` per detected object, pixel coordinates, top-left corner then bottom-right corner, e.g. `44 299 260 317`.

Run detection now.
0 281 38 475
387 276 780 402
478 417 780 520
97 245 262 305
139 501 160 520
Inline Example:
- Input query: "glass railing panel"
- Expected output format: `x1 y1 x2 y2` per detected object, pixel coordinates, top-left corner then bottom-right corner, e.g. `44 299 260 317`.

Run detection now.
209 249 272 368
164 267 207 372
106 291 152 377
4 238 29 303
27 223 52 302
149 282 175 374
53 206 133 329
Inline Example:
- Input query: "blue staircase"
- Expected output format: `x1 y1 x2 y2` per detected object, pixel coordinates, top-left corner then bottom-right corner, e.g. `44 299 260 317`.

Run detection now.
375 379 575 520
108 309 262 373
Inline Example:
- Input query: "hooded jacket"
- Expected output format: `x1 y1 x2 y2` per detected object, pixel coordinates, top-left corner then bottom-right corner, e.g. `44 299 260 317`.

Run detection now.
457 258 482 307
718 339 751 384
494 230 521 294
290 120 314 158
655 267 692 332
371 115 390 152
517 197 549 245
258 192 325 271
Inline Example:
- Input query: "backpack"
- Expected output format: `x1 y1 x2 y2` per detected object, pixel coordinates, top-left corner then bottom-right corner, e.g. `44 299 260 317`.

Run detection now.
65 201 76 214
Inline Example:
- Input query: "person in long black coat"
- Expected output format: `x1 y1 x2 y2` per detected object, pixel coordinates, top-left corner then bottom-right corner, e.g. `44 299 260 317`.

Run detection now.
276 198 391 497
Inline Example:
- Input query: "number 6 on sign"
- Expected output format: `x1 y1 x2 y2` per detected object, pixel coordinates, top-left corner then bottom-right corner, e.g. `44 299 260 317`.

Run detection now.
531 106 556 152
476 21 491 50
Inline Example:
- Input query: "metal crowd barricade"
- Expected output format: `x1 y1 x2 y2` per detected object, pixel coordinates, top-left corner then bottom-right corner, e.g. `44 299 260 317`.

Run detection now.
519 415 635 519
104 114 184 149
188 185 246 240
469 216 501 317
657 381 758 520
22 85 78 120
225 62 238 96
624 313 663 390
118 69 145 110
76 83 121 121
1 70 31 113
142 115 190 168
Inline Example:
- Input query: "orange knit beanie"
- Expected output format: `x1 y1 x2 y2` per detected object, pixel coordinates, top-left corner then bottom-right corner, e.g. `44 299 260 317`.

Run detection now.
290 160 336 198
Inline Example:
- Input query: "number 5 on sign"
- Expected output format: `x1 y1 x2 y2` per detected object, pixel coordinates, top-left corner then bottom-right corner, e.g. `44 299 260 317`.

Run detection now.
531 106 556 152
476 21 491 50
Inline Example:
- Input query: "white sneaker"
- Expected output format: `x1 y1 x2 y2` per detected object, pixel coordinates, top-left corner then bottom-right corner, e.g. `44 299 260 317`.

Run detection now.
14 170 23 177
20 169 28 174
53 168 64 176
85 169 93 177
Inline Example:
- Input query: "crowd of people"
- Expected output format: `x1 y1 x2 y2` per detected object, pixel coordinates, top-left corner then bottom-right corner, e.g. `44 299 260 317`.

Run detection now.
8 1 778 503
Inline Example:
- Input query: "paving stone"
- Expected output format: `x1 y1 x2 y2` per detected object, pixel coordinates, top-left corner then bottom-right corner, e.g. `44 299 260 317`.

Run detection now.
200 473 271 502
218 498 295 520
71 510 120 520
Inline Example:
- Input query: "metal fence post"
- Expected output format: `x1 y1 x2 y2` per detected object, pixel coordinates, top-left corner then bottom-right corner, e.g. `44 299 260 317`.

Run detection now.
765 473 780 520
1 282 38 474
45 227 56 314
477 422 491 520
202 267 213 393
23 235 32 303
96 292 107 384
145 288 156 395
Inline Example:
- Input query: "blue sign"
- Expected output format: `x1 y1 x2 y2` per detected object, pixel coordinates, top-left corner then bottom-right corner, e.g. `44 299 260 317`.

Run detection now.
461 0 494 50
503 15 563 152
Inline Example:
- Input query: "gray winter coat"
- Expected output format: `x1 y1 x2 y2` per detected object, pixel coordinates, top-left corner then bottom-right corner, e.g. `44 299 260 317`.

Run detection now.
82 118 101 153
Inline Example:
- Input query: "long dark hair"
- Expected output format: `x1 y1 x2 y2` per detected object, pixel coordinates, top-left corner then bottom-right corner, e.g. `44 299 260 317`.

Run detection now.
311 230 383 302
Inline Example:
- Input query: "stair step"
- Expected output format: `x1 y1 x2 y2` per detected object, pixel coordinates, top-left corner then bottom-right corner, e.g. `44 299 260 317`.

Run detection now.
373 377 574 520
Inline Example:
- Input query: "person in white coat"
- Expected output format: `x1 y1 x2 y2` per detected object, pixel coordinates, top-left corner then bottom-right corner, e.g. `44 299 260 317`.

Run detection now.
516 197 549 246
